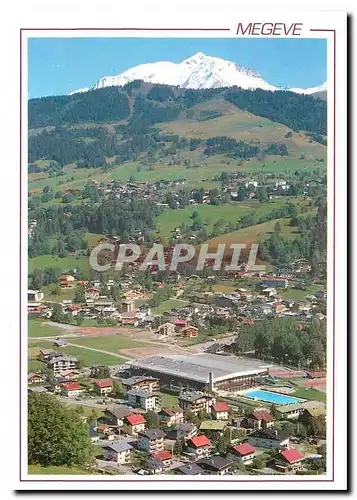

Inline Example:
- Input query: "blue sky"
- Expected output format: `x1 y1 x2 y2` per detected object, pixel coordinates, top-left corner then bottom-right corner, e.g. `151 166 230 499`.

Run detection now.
28 38 326 98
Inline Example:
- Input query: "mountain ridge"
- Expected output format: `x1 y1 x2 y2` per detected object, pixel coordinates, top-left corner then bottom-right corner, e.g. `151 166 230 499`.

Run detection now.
69 52 326 96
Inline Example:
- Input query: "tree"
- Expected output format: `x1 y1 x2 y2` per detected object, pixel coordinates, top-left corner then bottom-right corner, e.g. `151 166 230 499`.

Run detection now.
174 438 185 456
112 380 123 398
90 365 110 379
74 284 86 304
308 415 326 438
251 455 266 470
51 284 61 296
145 410 160 429
28 392 94 467
51 303 64 323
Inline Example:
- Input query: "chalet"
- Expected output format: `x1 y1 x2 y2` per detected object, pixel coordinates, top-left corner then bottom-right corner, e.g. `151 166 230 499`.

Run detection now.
104 405 133 429
122 376 160 395
122 414 146 436
243 409 275 430
176 463 204 475
157 322 176 336
121 299 136 313
102 441 133 464
126 388 160 411
137 429 165 453
197 456 233 476
28 290 44 302
211 402 230 421
58 274 75 288
174 319 188 329
39 349 54 360
151 450 173 467
85 287 100 300
186 435 211 458
275 448 305 473
179 391 216 415
120 311 138 326
142 458 164 475
246 428 290 449
61 382 84 398
158 406 184 427
28 373 44 384
181 325 199 338
59 370 79 379
94 379 113 396
166 422 198 441
230 443 256 463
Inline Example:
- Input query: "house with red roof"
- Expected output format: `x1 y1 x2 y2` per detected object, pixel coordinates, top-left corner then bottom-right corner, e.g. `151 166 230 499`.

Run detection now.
243 409 275 430
61 382 84 398
122 414 146 436
211 402 230 421
151 450 173 467
230 443 256 463
187 434 211 458
174 319 188 329
275 448 305 473
94 379 113 396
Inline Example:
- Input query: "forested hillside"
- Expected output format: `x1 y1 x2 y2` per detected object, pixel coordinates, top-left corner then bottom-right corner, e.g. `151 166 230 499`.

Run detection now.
28 82 327 168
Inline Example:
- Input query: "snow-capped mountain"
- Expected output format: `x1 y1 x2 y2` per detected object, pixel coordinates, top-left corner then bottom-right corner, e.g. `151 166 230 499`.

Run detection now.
69 52 326 95
289 81 327 95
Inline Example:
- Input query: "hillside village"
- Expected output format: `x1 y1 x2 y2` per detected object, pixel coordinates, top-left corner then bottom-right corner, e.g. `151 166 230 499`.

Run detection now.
27 80 327 477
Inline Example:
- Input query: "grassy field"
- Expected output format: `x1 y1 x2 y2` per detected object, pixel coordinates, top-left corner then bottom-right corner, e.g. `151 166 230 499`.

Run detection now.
29 340 127 366
281 284 323 302
28 465 95 475
72 335 149 353
155 202 254 238
206 217 299 249
28 319 62 338
151 298 189 315
28 359 46 372
28 255 90 273
160 392 179 407
292 387 326 402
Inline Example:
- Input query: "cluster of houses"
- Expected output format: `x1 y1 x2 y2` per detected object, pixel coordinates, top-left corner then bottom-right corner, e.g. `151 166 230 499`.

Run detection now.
85 388 311 475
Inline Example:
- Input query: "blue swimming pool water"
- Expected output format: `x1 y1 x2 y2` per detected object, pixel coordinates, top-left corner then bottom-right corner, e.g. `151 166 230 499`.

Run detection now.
242 389 305 405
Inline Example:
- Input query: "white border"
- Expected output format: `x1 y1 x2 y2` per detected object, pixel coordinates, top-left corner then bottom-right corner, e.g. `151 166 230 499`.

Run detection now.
1 2 347 493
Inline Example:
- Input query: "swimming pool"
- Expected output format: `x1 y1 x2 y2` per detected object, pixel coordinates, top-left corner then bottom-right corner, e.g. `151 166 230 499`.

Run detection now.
242 389 305 405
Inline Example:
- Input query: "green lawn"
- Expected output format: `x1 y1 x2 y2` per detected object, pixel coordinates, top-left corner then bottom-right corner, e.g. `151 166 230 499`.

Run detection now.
28 319 62 338
28 464 95 475
28 255 90 273
281 284 323 302
28 359 46 373
29 341 127 366
207 217 299 247
151 298 189 315
292 387 326 402
160 392 179 407
73 335 149 353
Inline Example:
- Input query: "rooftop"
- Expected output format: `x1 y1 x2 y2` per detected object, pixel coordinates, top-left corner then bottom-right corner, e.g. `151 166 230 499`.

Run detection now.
199 420 227 431
130 354 270 383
